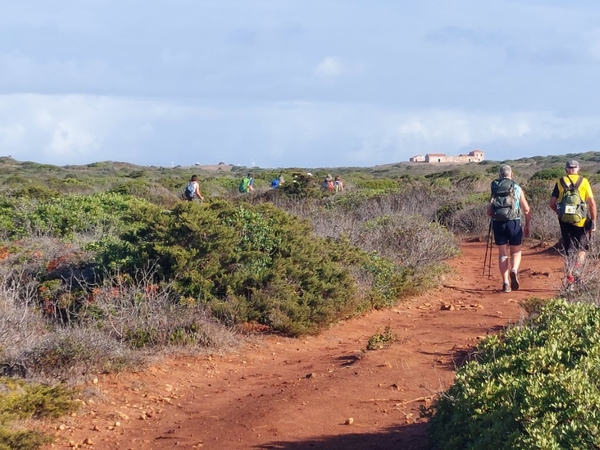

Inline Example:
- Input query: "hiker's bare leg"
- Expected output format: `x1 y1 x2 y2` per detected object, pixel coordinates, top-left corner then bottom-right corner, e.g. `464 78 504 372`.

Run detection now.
576 249 586 268
497 244 510 284
509 245 522 273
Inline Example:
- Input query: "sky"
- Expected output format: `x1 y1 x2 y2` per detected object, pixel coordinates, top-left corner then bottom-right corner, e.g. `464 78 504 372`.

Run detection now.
2 0 600 168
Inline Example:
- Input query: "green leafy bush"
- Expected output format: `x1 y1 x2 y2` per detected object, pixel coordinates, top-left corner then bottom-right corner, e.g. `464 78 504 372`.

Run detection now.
530 167 565 181
0 193 147 240
352 179 398 190
430 299 600 449
363 252 416 308
94 200 415 335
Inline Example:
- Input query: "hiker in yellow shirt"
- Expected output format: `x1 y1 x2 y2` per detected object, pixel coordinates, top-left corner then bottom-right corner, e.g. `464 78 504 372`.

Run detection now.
548 159 597 285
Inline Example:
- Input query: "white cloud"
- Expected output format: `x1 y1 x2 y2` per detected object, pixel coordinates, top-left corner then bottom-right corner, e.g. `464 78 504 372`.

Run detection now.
48 121 99 156
1 93 599 168
314 57 344 78
0 94 199 164
248 103 587 166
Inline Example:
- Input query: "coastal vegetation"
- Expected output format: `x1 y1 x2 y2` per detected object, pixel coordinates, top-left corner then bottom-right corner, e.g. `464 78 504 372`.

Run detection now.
0 152 599 447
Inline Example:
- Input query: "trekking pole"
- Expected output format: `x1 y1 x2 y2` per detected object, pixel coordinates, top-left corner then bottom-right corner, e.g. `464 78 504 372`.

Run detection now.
483 219 493 277
588 220 594 256
486 222 494 278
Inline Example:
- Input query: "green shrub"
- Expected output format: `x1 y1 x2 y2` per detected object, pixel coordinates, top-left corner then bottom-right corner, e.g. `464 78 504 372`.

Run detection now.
363 253 415 308
0 193 147 239
108 180 150 196
96 200 403 335
530 167 565 181
366 325 396 350
430 299 600 449
353 179 398 190
278 173 323 198
0 378 77 450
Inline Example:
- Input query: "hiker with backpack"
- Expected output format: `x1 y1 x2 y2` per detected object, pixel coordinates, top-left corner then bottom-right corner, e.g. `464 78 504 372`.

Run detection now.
322 174 334 191
239 173 255 193
334 175 344 192
487 165 531 293
183 175 204 201
548 159 597 285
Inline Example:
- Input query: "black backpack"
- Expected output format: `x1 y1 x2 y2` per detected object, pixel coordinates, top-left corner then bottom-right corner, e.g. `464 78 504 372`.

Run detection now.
558 176 588 223
490 178 519 222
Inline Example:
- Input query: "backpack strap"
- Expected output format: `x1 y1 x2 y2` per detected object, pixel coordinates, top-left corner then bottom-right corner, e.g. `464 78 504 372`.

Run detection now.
561 175 583 191
492 178 514 194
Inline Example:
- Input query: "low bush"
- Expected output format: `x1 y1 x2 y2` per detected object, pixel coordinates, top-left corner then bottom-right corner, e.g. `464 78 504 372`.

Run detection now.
21 329 140 381
430 299 600 449
366 325 396 350
92 200 423 335
356 214 459 269
530 167 565 181
96 200 361 335
0 238 239 381
0 377 77 449
0 193 147 240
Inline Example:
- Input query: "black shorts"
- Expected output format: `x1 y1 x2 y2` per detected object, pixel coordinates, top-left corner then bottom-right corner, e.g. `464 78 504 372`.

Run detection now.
492 220 523 246
559 221 590 253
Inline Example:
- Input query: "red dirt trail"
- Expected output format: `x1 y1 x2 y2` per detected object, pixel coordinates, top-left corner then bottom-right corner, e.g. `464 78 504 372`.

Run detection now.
46 240 564 450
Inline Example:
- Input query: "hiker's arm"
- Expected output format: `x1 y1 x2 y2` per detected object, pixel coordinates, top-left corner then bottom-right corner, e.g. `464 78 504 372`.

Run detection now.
587 196 597 232
548 184 559 213
195 184 204 200
520 190 532 237
486 203 492 217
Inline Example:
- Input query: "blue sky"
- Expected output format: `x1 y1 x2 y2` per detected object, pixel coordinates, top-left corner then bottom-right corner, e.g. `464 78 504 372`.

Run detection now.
2 0 600 168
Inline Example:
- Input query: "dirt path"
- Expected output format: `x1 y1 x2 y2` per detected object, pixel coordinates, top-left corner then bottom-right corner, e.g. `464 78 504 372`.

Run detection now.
47 240 564 450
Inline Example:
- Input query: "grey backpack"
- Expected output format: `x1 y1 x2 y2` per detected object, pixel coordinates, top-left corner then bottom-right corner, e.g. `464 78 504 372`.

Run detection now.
490 178 518 222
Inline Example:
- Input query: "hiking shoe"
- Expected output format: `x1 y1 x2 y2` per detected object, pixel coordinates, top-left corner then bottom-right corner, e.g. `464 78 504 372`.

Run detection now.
510 271 519 291
502 282 511 293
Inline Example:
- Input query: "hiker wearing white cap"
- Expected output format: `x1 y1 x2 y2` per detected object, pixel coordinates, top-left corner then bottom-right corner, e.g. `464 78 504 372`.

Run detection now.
549 159 597 285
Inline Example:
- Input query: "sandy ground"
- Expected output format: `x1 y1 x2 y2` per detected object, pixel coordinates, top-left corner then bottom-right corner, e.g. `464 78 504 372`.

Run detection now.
45 240 564 450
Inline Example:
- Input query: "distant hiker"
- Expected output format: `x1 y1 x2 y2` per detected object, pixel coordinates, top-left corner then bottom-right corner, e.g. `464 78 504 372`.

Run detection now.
548 159 597 285
278 173 285 185
183 175 204 201
270 177 280 189
322 174 334 191
487 165 531 293
239 173 255 193
334 175 344 193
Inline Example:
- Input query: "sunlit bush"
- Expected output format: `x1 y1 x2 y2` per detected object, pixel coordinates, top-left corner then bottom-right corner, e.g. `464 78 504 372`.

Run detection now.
430 299 600 449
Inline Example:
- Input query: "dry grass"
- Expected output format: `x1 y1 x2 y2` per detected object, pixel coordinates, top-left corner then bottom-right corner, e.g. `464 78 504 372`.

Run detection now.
0 245 240 383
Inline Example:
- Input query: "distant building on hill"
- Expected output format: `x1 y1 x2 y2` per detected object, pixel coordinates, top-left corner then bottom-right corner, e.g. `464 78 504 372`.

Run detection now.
409 149 484 164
